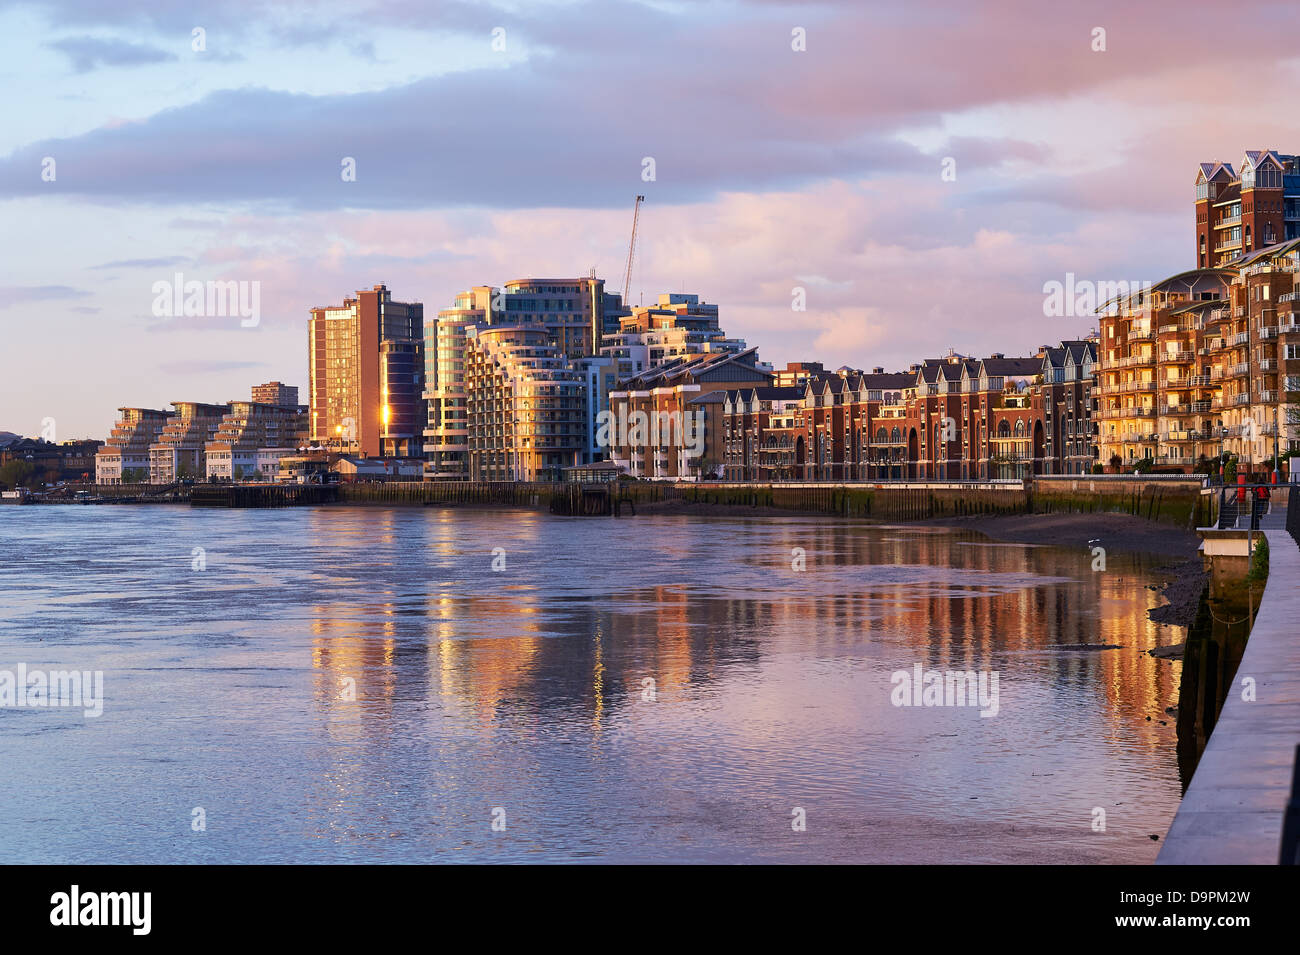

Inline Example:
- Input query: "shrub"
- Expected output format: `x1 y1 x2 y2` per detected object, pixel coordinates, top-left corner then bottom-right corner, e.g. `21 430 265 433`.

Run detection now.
1247 534 1270 584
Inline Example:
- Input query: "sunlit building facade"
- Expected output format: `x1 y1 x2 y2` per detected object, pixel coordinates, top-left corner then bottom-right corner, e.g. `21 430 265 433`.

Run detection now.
148 401 231 483
309 284 424 458
204 399 310 481
464 324 586 482
94 407 172 484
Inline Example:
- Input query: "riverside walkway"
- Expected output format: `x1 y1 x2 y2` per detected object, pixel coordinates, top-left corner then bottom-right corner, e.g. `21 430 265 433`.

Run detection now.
1157 494 1300 864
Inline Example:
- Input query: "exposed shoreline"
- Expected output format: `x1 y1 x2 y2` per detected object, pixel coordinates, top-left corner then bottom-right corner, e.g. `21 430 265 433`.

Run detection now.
919 511 1201 559
920 511 1205 627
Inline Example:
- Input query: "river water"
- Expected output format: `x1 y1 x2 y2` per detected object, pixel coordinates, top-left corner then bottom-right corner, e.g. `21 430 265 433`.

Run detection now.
0 505 1186 863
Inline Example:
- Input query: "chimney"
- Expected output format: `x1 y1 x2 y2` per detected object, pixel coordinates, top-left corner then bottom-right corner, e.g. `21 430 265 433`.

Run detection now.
872 366 884 374
990 352 1004 359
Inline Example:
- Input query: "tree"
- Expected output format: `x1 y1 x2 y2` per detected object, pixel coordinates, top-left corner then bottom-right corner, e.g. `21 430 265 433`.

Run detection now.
0 460 34 490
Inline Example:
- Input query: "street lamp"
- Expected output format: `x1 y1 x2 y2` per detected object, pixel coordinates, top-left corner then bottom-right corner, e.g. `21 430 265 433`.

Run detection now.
1273 403 1281 485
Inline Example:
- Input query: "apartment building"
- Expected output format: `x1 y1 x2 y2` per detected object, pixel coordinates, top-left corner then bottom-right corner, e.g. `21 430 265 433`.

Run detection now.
204 399 309 481
95 408 172 484
1196 150 1300 269
463 324 586 482
609 349 772 480
423 286 491 480
1037 340 1098 474
308 284 424 458
499 277 611 359
717 342 1095 482
251 381 299 408
1222 239 1300 465
1094 247 1300 474
149 401 231 483
573 355 620 466
422 278 628 480
721 386 808 481
599 293 746 371
771 362 828 389
1097 268 1230 470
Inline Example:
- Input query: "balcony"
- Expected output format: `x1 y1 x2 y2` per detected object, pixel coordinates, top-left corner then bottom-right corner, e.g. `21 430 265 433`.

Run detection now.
1160 349 1195 363
1260 326 1279 340
1260 358 1277 372
1233 393 1251 405
1233 332 1250 345
1230 363 1250 377
1259 390 1278 403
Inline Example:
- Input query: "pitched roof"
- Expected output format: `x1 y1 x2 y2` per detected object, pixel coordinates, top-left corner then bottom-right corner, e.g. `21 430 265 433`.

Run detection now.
619 347 766 389
980 357 1041 377
856 372 913 390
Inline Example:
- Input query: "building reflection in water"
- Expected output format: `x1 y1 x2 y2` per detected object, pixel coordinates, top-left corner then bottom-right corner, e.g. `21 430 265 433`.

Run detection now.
299 509 1185 860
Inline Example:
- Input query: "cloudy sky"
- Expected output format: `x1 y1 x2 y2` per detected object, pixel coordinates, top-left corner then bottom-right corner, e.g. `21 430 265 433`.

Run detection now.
2 0 1298 439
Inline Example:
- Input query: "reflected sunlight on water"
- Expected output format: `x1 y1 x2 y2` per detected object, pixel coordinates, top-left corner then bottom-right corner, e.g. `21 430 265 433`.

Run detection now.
0 505 1186 863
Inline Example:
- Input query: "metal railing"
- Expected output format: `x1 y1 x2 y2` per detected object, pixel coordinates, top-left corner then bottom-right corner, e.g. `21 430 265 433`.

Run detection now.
1211 481 1287 530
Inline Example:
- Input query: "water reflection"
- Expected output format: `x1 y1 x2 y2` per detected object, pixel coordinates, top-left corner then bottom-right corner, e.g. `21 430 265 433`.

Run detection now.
0 506 1185 863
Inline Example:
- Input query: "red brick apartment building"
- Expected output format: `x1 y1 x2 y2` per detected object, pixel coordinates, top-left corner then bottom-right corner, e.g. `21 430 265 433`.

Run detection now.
1196 149 1300 268
607 349 771 480
1097 245 1300 473
721 341 1098 482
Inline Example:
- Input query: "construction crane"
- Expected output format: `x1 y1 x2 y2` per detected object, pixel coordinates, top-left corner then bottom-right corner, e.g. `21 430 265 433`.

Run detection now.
621 195 645 307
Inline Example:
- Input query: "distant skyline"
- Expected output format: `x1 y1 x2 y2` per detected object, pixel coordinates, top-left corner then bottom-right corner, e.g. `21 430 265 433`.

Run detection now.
2 0 1299 439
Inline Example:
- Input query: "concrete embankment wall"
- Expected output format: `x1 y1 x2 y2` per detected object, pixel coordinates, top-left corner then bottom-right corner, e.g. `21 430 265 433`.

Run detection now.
1157 528 1300 864
1031 476 1211 529
338 480 1030 521
338 477 1208 526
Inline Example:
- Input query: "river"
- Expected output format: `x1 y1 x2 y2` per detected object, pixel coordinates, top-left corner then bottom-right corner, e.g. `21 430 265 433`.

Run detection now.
0 505 1186 863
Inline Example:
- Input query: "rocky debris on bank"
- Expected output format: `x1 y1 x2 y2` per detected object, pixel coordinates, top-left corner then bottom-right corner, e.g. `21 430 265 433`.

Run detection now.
1147 560 1208 628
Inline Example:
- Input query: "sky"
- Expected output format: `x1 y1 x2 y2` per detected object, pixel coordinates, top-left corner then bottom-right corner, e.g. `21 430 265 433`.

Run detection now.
2 0 1299 440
